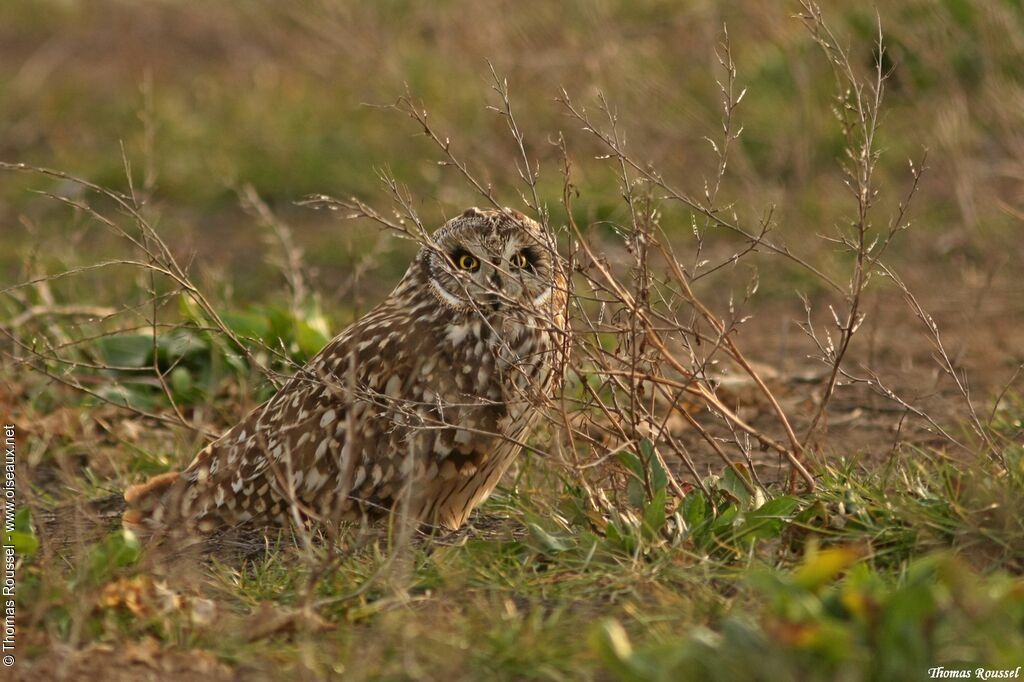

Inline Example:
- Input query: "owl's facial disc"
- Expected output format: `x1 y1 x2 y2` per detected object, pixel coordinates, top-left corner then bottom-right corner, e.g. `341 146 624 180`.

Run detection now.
423 209 556 316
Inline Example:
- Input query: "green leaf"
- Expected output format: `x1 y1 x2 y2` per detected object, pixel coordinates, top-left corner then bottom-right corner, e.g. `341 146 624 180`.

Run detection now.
93 383 157 410
295 317 330 359
740 495 801 541
85 529 141 585
4 531 38 556
710 504 739 535
169 365 194 399
682 491 708 531
14 506 32 533
752 494 800 517
719 467 753 506
639 439 668 493
94 334 153 368
616 451 644 479
264 305 293 340
526 522 571 554
619 443 669 511
221 310 271 340
642 487 667 539
295 301 332 356
9 509 37 554
178 294 207 325
156 329 208 364
605 519 637 556
626 477 646 510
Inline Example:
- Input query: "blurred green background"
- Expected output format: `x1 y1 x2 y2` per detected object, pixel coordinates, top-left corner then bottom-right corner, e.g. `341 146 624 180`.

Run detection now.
2 0 1022 308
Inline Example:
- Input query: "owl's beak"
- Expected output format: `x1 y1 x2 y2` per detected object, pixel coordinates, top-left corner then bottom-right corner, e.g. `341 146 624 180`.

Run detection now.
482 295 503 312
484 271 505 311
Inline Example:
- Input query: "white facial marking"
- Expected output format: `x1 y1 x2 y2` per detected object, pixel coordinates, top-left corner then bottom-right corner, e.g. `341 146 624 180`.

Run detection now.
430 276 468 309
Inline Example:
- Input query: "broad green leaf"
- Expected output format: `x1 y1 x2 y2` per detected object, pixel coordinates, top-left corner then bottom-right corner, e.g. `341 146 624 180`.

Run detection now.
710 504 739 534
94 383 157 410
4 531 38 556
85 529 141 585
682 491 708 531
639 439 668 493
170 365 194 398
157 330 207 364
740 495 800 541
616 452 644 479
626 477 646 509
295 318 330 358
94 334 152 368
642 487 667 539
14 507 31 532
526 522 571 554
720 467 753 506
221 310 271 340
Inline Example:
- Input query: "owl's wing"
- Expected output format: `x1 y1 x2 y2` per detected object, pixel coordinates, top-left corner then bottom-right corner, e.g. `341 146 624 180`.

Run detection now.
122 296 406 533
123 354 350 533
121 298 500 534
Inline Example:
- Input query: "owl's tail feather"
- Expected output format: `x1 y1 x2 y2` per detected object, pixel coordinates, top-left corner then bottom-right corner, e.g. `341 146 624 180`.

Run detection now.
122 471 183 532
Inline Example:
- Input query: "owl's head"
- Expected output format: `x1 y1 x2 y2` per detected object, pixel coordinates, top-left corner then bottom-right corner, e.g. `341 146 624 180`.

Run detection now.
419 208 559 316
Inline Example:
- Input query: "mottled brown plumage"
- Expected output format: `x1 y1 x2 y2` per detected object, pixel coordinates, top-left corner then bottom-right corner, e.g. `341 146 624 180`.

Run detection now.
124 208 569 536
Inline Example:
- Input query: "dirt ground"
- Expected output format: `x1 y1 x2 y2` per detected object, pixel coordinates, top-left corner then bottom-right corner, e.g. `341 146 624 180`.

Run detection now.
651 228 1024 483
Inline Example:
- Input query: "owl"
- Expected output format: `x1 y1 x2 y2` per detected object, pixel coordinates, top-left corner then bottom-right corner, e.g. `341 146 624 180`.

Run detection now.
123 208 569 536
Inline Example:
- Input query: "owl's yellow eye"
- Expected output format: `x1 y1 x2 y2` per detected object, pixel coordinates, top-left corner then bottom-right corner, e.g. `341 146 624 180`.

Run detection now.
456 253 479 271
510 251 530 269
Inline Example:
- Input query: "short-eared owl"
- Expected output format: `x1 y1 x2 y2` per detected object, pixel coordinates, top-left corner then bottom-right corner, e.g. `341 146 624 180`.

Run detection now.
124 208 569 535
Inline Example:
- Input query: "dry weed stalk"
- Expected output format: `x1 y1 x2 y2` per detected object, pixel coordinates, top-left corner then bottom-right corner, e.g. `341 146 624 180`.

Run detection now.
797 3 894 443
552 61 817 495
793 4 990 464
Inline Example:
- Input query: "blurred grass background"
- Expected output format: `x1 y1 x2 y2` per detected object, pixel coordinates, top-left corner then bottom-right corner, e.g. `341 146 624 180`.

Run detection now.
3 0 1023 306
